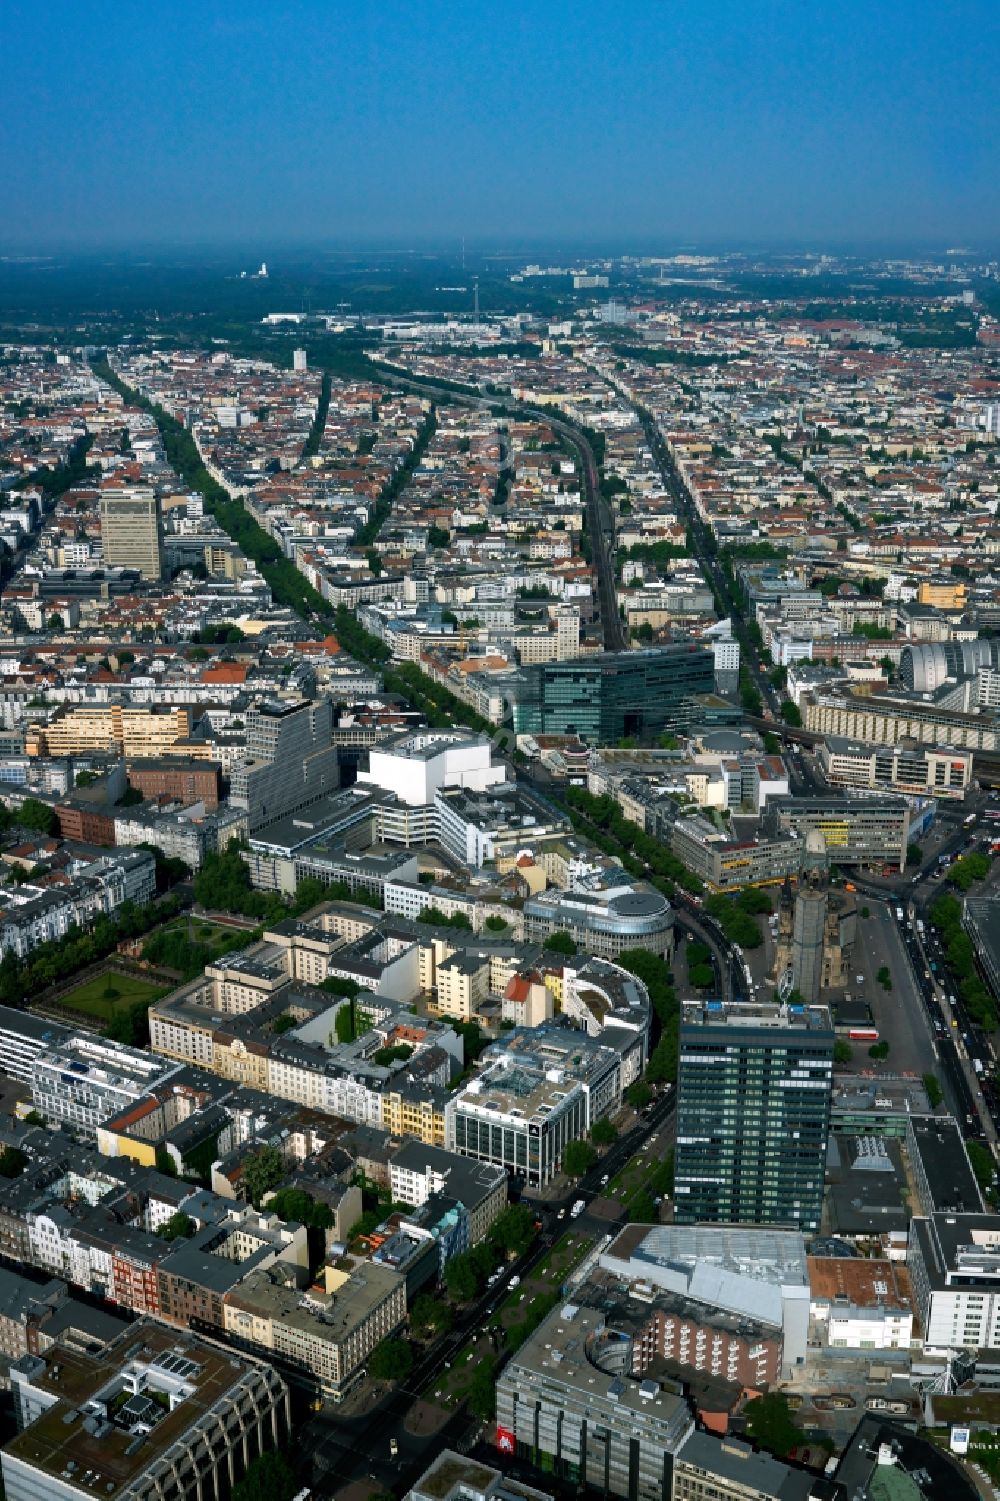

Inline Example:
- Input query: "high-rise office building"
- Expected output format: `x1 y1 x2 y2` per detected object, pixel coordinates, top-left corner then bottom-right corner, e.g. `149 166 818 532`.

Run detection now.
293 348 308 371
674 1000 833 1231
230 697 340 831
511 645 717 743
99 485 162 580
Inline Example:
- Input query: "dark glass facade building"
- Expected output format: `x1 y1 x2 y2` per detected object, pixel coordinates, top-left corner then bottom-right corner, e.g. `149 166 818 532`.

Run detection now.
674 1000 833 1232
511 645 716 743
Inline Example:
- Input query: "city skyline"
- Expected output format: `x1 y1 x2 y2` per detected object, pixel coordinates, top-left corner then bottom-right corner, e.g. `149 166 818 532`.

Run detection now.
3 5 1000 1495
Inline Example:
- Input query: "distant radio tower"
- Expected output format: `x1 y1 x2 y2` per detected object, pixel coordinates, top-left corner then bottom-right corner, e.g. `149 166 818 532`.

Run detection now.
462 236 466 273
473 277 480 333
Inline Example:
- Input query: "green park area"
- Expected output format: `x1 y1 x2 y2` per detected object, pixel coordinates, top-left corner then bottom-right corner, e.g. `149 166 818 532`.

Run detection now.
142 916 251 979
57 971 168 1022
157 916 247 959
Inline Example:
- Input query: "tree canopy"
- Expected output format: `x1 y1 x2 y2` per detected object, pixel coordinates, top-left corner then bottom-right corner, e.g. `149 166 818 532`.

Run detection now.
232 1452 296 1501
742 1393 805 1459
266 1187 334 1230
543 929 577 955
563 1140 597 1177
241 1145 284 1207
368 1337 413 1382
160 1211 195 1241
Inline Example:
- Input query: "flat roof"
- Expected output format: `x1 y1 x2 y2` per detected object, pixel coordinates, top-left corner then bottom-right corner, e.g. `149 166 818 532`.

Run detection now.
502 1298 692 1434
411 1450 554 1501
677 1430 814 1501
682 999 832 1033
908 1115 984 1215
231 1259 401 1338
807 1256 912 1311
6 1322 272 1492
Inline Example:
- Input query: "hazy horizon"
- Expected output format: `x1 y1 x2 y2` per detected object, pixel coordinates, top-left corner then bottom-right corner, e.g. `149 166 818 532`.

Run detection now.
3 0 997 251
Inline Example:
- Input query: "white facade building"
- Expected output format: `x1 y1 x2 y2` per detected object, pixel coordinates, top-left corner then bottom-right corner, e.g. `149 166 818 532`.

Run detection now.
358 729 506 808
909 1214 1000 1352
31 1035 179 1136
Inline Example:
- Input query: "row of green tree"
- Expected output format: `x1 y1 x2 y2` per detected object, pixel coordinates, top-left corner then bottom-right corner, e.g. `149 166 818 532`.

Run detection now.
383 660 495 736
93 358 332 622
301 372 332 457
26 431 98 500
703 887 770 949
561 786 704 896
948 850 992 892
143 922 249 981
356 407 438 547
442 1204 539 1302
190 847 350 925
929 892 997 1030
416 906 473 930
618 948 681 1082
0 798 58 835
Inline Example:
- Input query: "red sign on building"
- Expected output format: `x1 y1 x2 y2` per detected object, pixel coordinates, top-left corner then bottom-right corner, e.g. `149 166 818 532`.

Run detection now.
496 1425 516 1455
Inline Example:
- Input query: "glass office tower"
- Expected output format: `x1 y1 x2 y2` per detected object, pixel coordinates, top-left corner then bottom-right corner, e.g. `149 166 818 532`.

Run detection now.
674 1000 833 1231
511 644 717 742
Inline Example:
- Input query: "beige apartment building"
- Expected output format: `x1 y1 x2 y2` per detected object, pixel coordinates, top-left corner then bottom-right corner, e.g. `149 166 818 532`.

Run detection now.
264 917 344 987
27 704 202 759
381 1085 448 1146
435 952 490 1021
205 951 290 1015
266 1052 328 1112
148 979 216 1068
917 578 967 611
224 1261 405 1400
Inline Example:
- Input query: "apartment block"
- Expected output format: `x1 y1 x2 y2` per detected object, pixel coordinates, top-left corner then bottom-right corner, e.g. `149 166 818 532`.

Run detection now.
125 756 222 810
388 1142 507 1244
224 1258 405 1400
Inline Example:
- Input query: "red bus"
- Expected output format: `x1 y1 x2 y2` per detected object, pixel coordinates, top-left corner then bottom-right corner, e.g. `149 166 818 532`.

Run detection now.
848 1027 879 1042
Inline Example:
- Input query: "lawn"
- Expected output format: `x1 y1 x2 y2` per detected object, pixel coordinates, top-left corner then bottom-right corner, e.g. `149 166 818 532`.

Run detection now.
156 917 246 958
57 971 168 1021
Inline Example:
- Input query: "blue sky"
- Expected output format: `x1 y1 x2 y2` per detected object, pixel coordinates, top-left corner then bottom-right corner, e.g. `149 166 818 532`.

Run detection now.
2 0 997 249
